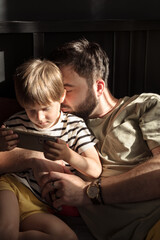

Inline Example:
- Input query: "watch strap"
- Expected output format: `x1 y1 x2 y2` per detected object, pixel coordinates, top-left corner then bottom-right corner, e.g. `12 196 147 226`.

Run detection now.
97 178 105 205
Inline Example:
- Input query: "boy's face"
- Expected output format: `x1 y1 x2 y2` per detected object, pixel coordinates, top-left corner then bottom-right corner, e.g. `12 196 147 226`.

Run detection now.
60 66 98 119
25 101 61 129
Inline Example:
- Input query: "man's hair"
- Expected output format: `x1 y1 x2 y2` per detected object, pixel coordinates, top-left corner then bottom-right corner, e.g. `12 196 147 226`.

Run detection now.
50 38 109 87
14 59 64 107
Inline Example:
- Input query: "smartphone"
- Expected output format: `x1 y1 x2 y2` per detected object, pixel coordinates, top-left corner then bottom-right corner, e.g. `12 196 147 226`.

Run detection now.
9 128 56 152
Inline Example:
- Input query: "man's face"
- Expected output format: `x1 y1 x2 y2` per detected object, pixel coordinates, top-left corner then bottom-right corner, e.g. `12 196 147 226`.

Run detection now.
60 66 98 119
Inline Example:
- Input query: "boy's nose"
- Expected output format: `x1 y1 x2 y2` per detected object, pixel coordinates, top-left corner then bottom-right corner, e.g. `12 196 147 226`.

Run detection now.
37 111 45 121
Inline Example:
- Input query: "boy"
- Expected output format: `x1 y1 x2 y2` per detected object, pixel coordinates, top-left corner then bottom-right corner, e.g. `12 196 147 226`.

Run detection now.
0 59 101 240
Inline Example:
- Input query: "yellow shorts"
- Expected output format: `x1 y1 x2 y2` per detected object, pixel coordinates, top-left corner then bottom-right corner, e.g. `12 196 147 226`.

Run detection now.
146 220 160 240
0 174 52 221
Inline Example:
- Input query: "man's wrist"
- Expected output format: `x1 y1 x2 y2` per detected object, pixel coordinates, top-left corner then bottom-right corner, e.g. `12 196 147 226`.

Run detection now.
86 178 105 205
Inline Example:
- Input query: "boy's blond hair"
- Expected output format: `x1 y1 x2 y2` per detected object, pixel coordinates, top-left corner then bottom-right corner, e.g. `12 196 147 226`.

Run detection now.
14 59 64 107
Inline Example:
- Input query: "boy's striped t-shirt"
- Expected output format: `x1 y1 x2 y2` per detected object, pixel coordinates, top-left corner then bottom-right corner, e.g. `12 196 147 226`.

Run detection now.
4 111 97 203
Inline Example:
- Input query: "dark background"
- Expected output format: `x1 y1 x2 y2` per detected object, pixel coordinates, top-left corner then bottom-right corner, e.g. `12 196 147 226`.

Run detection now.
0 0 160 21
0 0 160 99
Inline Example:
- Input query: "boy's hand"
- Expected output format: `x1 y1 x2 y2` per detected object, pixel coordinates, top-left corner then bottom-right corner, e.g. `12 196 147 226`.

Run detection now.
0 125 19 151
44 138 71 162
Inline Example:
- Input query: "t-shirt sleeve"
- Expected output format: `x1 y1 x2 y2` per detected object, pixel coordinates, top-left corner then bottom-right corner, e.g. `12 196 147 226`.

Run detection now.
139 94 160 150
69 119 98 154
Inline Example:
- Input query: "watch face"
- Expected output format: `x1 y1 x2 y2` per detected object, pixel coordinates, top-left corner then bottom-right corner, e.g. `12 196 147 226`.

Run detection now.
87 185 99 199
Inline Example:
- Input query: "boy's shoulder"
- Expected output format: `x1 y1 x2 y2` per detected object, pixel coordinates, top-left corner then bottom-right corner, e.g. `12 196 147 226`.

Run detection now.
4 110 30 129
8 110 26 119
61 111 84 122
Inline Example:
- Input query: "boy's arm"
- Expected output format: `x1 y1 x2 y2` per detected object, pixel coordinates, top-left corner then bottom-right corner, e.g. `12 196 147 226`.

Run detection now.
44 139 102 178
70 147 102 178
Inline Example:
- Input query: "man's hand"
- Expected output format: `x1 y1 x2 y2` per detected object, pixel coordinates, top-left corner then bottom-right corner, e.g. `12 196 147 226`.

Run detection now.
40 171 91 209
0 125 19 151
32 158 65 185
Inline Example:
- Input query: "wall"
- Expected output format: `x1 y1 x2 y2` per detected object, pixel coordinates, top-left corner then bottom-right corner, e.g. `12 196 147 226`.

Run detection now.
0 0 160 99
0 0 160 21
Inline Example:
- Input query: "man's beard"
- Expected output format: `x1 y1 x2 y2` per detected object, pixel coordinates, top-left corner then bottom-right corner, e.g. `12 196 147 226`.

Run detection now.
71 89 98 119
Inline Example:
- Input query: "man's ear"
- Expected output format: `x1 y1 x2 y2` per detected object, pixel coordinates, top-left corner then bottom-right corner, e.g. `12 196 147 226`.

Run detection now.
60 89 66 103
96 79 105 97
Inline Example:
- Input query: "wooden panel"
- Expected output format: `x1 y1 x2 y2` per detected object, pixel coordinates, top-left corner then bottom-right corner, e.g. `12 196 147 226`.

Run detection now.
146 31 160 94
0 20 160 98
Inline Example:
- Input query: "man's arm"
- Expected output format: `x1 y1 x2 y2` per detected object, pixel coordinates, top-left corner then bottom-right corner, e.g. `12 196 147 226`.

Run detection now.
41 146 160 208
0 148 53 174
101 148 160 203
0 148 35 174
0 147 65 189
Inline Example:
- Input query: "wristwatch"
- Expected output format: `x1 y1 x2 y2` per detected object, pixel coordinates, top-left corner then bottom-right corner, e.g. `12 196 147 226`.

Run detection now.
86 179 101 204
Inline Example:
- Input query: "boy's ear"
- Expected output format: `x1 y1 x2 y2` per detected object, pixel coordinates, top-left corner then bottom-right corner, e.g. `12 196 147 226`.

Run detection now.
96 79 105 96
60 89 66 103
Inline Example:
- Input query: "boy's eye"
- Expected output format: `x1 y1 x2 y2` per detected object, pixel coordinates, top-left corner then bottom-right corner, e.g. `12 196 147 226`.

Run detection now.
43 107 50 111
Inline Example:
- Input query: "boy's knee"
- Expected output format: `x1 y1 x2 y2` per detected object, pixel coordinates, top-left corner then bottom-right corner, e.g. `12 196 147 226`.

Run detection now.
57 229 78 240
65 231 78 240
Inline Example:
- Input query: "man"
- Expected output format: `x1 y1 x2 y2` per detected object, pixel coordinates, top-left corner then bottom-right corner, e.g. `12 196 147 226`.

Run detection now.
40 38 160 240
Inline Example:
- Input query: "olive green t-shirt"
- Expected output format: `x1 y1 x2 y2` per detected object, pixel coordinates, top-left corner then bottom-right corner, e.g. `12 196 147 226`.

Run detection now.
88 93 160 177
79 93 160 240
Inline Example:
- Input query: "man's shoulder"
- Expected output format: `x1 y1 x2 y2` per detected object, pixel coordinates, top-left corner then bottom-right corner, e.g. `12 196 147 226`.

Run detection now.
136 93 160 101
121 93 160 106
88 93 160 125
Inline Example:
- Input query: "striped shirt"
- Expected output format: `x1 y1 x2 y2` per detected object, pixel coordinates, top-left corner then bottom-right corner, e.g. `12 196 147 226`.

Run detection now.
4 111 97 203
